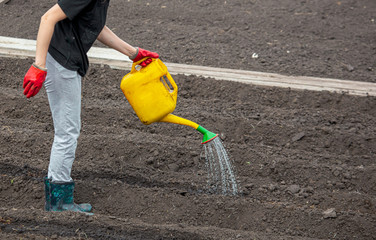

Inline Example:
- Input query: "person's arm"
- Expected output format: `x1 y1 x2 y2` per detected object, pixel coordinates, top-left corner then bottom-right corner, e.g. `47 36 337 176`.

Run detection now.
97 26 138 57
97 25 159 66
35 4 68 68
23 4 67 98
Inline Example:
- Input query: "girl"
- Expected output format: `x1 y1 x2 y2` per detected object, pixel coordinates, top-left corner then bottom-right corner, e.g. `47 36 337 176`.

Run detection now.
23 0 158 213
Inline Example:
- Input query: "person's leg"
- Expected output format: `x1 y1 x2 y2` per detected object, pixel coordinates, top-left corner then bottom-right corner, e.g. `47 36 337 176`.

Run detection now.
44 53 81 183
43 53 91 213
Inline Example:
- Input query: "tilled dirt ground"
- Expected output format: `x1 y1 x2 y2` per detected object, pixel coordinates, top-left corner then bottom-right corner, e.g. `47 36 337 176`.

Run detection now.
1 0 375 83
1 0 376 239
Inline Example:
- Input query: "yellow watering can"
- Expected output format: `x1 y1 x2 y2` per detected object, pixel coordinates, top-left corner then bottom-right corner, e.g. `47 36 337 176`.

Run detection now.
120 58 218 144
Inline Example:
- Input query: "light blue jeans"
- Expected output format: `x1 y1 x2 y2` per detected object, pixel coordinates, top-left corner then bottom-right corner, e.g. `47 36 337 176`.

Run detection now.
44 53 81 182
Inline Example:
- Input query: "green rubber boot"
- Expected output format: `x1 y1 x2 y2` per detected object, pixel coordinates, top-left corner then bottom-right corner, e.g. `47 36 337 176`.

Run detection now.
44 177 92 214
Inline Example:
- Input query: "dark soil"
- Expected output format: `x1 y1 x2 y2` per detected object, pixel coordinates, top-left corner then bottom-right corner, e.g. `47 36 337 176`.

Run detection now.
1 0 375 82
1 0 376 239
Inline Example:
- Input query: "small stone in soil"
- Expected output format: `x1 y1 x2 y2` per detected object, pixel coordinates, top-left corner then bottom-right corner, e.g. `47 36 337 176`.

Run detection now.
286 184 300 194
323 208 337 218
292 132 305 142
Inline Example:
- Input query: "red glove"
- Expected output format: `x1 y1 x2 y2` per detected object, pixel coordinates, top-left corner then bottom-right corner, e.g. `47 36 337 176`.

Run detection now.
130 47 159 67
23 64 47 98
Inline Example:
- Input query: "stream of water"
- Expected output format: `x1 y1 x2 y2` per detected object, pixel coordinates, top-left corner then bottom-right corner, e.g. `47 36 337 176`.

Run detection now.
202 137 239 195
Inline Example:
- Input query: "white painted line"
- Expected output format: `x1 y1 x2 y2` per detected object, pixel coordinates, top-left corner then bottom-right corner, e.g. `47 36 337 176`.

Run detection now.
1 36 375 96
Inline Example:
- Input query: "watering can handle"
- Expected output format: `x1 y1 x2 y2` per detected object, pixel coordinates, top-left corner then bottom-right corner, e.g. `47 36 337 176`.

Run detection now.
131 57 178 96
165 72 178 96
131 57 155 72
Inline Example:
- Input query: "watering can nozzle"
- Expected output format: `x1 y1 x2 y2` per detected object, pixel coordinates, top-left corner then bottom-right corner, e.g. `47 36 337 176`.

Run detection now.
197 126 218 144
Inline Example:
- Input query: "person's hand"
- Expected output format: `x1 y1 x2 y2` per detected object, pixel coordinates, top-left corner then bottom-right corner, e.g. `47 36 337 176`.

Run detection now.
130 47 159 67
23 64 47 98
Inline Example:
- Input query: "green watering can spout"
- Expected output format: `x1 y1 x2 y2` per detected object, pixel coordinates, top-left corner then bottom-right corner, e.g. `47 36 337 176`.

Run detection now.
197 126 218 144
159 114 218 144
